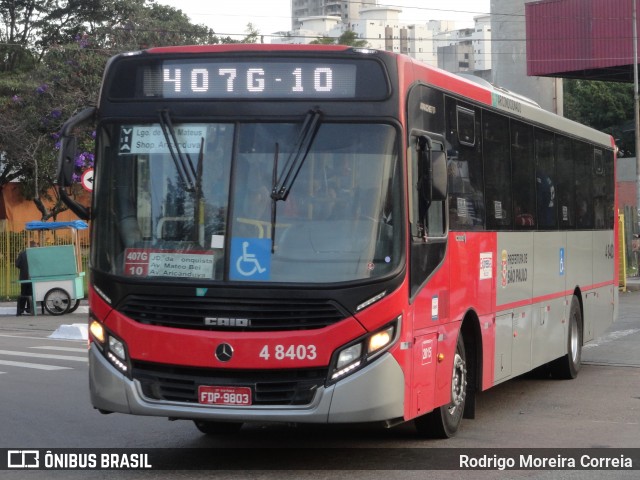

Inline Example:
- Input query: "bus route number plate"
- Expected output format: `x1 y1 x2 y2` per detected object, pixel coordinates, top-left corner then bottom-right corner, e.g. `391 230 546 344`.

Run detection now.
198 386 252 406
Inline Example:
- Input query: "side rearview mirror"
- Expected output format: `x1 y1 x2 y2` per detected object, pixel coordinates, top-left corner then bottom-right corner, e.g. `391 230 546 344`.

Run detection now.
58 135 78 187
56 107 96 220
56 107 96 187
430 149 447 202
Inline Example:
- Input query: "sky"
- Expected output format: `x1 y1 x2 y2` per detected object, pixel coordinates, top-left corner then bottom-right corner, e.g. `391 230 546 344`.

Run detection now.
156 1 492 39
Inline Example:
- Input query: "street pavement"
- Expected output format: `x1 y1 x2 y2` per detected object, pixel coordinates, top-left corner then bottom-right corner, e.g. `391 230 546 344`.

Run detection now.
0 301 89 340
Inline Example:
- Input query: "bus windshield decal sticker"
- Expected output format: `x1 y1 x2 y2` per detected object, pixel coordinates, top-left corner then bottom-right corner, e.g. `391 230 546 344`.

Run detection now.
211 235 225 249
124 248 215 278
230 238 271 281
118 124 208 155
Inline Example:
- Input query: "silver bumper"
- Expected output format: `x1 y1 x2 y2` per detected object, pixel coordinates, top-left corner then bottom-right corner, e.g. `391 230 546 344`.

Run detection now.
89 344 405 424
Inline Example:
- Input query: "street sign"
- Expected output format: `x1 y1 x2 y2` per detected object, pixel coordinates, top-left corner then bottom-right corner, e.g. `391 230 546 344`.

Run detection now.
81 168 94 192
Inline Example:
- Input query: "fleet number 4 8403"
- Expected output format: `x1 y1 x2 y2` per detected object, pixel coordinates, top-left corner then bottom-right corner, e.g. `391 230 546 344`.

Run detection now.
259 344 318 361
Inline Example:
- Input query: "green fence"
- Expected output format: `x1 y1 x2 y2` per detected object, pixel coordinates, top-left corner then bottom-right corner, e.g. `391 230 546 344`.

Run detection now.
0 229 90 301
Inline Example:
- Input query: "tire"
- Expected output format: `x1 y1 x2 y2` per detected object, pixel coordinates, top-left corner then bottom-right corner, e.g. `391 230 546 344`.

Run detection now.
193 420 243 435
43 288 72 315
67 299 81 313
415 333 467 438
550 295 582 379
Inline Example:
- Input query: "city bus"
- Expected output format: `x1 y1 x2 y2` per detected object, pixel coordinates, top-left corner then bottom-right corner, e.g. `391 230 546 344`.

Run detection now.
57 44 617 438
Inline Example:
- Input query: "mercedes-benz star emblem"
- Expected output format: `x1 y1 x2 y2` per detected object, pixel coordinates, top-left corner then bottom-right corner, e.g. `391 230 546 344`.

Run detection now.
215 343 234 362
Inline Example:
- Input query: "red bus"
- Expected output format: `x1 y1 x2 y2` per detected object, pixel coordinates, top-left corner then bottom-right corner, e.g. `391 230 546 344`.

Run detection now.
58 44 617 438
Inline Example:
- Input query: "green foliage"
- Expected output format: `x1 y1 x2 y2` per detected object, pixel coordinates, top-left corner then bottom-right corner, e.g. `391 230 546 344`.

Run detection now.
564 79 634 131
564 79 635 157
310 30 368 47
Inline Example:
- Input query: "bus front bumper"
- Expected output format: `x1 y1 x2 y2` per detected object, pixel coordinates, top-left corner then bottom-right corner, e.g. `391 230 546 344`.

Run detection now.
88 344 406 424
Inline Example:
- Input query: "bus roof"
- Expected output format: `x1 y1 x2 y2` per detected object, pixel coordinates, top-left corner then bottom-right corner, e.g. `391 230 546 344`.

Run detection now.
400 54 614 150
145 44 353 55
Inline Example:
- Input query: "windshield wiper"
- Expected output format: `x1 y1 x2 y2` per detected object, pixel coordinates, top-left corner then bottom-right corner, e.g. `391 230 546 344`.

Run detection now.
271 109 322 201
270 142 280 253
194 137 205 246
158 109 197 191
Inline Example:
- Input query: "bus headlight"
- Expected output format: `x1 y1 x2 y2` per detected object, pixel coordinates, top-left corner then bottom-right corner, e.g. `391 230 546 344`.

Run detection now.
328 317 400 384
109 336 126 362
336 344 362 370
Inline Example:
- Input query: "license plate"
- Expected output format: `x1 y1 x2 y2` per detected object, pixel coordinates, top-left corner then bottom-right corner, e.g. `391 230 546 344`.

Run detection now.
198 386 252 406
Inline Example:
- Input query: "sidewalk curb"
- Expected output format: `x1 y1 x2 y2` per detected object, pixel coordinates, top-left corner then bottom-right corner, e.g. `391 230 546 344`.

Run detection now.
0 306 89 316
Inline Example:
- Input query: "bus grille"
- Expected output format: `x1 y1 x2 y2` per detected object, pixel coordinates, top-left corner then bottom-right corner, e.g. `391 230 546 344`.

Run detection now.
117 295 348 331
132 361 327 406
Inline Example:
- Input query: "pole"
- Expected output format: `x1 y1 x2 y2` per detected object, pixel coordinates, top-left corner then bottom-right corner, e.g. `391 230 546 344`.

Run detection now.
634 0 640 232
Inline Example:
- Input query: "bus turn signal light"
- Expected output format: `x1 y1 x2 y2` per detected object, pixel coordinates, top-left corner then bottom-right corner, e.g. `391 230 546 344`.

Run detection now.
90 320 105 344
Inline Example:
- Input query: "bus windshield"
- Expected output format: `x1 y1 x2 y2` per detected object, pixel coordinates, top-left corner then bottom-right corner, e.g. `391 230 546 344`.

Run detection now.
92 121 402 284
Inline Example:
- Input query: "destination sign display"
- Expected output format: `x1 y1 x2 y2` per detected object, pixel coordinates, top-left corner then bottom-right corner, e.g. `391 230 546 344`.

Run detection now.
106 56 390 101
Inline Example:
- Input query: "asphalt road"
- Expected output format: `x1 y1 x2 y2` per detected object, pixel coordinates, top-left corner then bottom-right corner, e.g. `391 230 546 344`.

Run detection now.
0 291 639 479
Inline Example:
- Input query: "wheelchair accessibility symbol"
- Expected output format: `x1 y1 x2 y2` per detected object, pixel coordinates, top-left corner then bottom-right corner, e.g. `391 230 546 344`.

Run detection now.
230 238 271 280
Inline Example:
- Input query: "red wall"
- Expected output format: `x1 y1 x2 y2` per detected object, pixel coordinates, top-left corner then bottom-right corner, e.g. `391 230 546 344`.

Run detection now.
526 0 638 77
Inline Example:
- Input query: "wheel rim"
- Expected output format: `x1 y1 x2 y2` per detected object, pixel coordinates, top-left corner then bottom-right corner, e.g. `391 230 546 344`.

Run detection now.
48 294 67 310
570 315 579 363
44 288 71 314
448 352 467 415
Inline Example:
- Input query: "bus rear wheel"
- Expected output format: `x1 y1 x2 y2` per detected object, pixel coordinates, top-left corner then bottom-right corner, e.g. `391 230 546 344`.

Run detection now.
550 295 582 379
414 333 467 438
193 420 243 435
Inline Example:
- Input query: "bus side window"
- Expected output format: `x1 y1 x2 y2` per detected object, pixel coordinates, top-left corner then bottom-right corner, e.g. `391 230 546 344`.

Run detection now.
574 141 594 229
592 149 606 229
482 111 511 230
556 136 576 229
511 121 536 229
445 97 484 230
534 129 557 230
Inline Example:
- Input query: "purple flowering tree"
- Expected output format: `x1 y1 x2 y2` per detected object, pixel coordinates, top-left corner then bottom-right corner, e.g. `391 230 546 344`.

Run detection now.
0 0 258 221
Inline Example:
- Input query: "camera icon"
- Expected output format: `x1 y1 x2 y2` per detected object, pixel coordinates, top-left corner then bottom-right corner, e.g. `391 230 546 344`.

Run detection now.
7 450 40 468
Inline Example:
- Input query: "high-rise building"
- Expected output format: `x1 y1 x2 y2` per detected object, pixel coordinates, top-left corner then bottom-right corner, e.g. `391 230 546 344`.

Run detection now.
291 0 379 30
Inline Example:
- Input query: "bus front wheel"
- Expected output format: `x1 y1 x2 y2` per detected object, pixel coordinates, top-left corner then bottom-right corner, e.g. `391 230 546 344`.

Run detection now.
414 333 467 438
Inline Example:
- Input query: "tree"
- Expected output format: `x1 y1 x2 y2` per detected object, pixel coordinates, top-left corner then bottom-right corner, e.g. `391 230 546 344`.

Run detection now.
0 1 260 220
564 80 634 128
0 0 142 72
564 79 635 157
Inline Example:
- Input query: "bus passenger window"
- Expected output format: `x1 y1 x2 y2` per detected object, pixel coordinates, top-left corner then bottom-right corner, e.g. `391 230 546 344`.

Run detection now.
482 111 511 230
555 136 576 228
457 106 476 146
574 142 594 229
445 97 484 230
511 121 536 229
534 129 557 229
593 149 606 229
